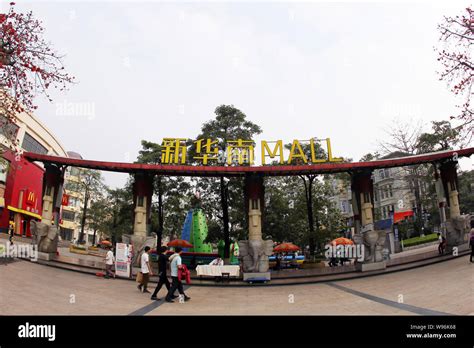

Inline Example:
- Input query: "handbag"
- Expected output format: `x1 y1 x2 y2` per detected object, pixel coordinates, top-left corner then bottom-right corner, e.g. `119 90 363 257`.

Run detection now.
136 271 143 283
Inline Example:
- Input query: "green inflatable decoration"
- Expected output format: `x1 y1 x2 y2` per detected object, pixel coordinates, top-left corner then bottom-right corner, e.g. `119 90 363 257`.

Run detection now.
188 209 213 253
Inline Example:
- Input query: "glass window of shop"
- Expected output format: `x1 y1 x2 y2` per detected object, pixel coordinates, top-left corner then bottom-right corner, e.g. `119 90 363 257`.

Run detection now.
21 132 48 155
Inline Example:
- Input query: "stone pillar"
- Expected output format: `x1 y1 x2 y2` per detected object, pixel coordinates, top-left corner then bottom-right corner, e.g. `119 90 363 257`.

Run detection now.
439 161 461 218
350 170 375 230
42 164 64 226
132 173 154 237
351 170 386 271
239 174 272 281
439 160 470 250
433 166 447 235
245 175 264 241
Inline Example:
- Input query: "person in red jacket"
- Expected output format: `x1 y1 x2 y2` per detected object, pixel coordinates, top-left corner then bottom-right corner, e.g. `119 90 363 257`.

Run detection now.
178 264 191 284
165 247 191 303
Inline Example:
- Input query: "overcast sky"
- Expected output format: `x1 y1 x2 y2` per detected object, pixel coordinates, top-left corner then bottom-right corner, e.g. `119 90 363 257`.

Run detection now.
9 0 473 187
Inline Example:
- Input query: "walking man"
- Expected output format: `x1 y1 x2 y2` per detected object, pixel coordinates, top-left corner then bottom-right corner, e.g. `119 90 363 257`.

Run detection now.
137 246 153 293
104 246 115 279
438 233 446 255
151 246 175 301
165 247 190 303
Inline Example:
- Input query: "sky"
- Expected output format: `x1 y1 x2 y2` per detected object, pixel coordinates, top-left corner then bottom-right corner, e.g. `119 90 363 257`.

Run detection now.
6 0 473 188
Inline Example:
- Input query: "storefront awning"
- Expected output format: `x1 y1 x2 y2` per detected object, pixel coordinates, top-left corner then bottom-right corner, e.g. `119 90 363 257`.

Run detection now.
7 205 42 220
393 210 414 224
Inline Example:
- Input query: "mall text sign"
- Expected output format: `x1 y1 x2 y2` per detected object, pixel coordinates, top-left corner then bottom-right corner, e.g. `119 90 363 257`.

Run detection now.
160 138 342 165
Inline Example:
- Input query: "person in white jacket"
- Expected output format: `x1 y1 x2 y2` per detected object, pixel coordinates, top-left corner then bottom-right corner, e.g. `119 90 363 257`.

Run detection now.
165 247 190 303
104 246 115 279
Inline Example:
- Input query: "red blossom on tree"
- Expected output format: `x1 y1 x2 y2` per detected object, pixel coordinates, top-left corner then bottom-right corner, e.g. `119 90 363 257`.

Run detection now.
0 2 74 125
436 7 474 143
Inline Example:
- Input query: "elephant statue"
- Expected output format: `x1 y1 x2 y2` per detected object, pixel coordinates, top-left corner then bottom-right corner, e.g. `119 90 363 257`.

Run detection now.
445 215 471 249
353 225 386 263
122 232 157 267
30 220 59 254
238 239 273 273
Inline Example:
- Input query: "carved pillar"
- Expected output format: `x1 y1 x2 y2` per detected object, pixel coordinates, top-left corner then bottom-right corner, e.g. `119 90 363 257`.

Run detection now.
351 170 386 270
42 164 64 226
132 173 154 237
351 170 374 230
244 174 264 241
433 166 447 234
439 161 461 218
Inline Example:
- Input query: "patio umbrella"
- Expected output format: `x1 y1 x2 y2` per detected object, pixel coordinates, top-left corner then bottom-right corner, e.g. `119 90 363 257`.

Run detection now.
167 239 193 248
273 242 300 253
330 237 354 246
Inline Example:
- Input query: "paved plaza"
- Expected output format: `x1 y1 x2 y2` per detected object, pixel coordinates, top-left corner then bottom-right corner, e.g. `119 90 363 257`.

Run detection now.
1 255 472 316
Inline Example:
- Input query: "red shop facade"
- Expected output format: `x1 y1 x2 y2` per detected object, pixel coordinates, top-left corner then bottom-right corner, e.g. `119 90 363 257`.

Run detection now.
0 149 44 237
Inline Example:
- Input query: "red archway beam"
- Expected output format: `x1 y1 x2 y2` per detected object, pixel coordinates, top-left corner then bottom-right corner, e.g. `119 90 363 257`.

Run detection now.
23 148 474 177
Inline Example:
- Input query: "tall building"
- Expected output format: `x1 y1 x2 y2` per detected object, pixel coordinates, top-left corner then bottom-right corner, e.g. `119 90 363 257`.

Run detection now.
328 177 354 237
60 151 98 244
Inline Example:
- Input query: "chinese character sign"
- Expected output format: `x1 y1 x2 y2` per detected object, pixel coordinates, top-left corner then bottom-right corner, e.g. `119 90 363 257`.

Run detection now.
159 137 342 165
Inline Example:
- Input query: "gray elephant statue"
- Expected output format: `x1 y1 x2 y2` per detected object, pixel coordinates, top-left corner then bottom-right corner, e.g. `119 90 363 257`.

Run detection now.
445 215 471 249
30 220 59 253
238 239 273 273
353 226 386 263
122 233 157 267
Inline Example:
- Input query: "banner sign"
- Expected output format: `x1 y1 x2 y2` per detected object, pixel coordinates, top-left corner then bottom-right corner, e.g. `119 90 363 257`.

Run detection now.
115 243 132 278
61 194 69 206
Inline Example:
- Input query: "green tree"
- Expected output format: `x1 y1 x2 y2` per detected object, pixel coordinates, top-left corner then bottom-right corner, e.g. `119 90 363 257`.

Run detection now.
105 185 134 244
192 105 262 260
136 140 191 246
458 170 474 214
68 169 105 244
87 198 109 245
417 121 460 153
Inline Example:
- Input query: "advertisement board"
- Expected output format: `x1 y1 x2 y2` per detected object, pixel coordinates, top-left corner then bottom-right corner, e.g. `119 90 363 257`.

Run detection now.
115 243 132 278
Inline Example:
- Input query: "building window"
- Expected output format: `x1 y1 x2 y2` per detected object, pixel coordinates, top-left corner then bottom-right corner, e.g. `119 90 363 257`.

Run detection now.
59 227 73 241
389 185 393 197
22 132 48 155
374 189 378 202
138 196 144 207
62 210 75 221
0 115 19 139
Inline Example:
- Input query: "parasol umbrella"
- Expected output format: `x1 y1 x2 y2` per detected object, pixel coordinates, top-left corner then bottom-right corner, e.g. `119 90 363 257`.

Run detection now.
167 239 193 248
330 237 354 246
273 242 300 253
100 240 112 246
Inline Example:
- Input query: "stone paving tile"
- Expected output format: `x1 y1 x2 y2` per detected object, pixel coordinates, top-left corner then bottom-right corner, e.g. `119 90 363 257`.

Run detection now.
0 261 153 315
330 255 474 315
146 284 414 315
0 257 470 316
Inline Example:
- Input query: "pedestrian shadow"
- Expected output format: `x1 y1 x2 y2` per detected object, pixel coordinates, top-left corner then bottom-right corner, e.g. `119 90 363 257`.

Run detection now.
128 285 190 316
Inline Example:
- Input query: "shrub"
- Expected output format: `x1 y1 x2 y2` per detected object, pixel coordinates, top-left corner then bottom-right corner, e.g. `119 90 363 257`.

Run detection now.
402 233 438 248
